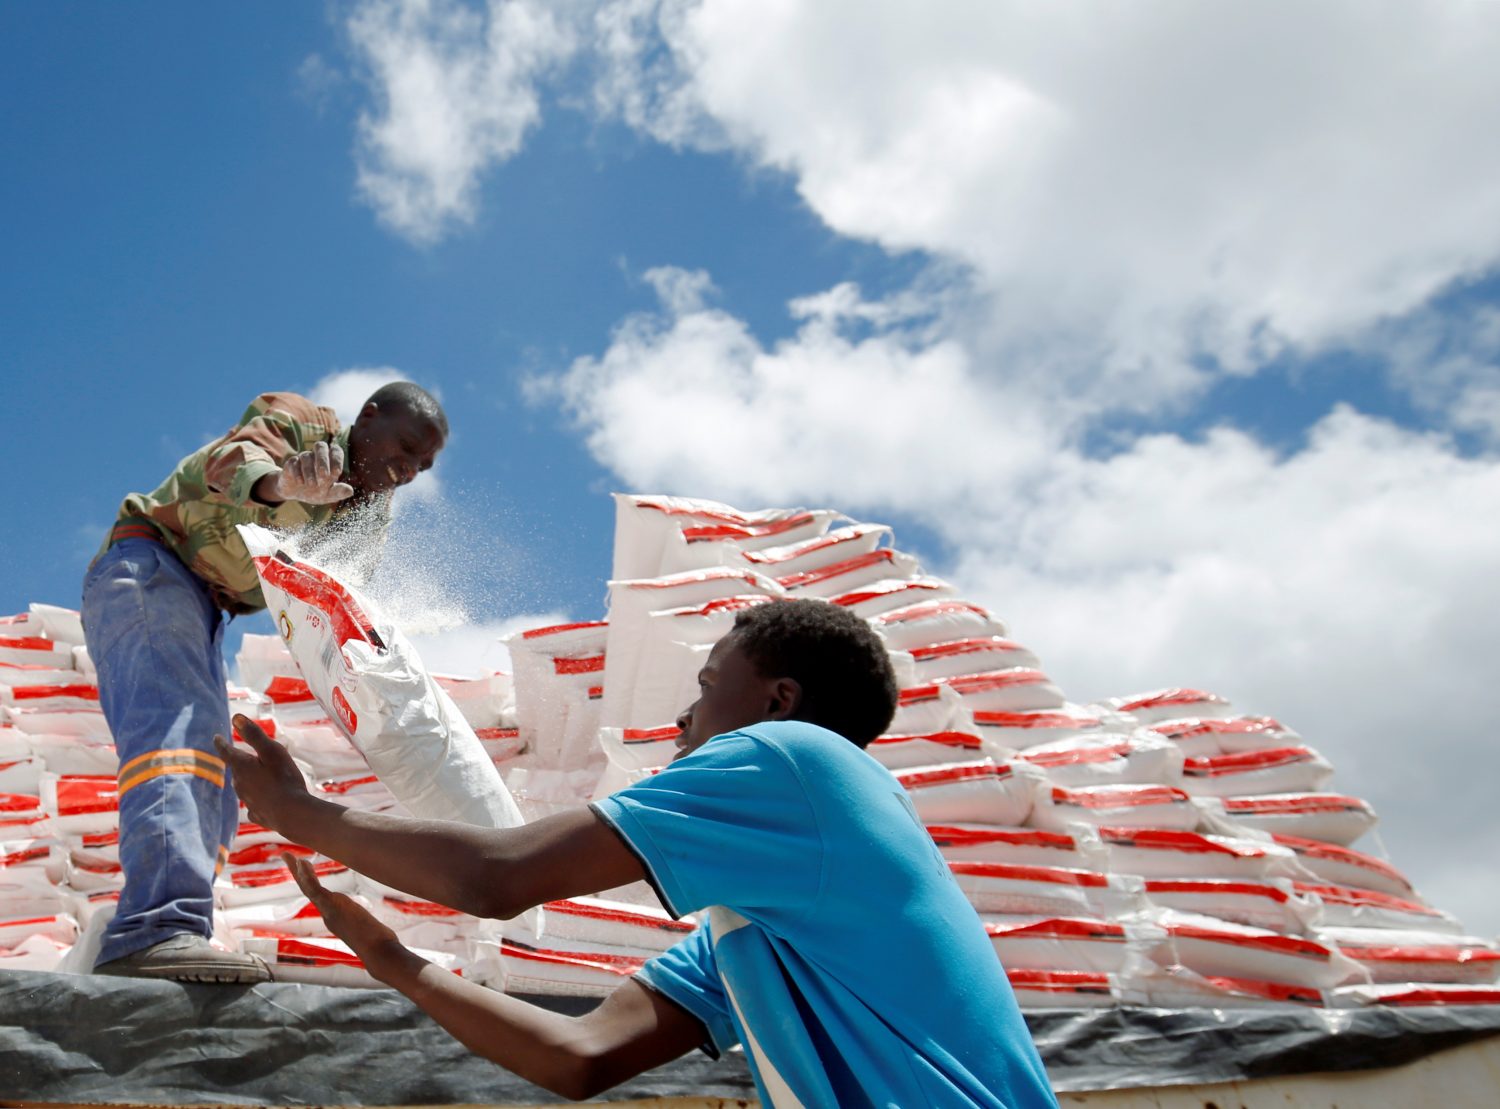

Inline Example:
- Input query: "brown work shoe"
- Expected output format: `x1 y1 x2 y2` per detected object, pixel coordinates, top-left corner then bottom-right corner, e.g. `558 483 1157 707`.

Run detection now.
96 933 271 984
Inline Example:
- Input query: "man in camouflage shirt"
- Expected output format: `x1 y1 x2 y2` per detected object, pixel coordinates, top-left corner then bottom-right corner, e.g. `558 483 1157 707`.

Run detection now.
83 383 446 983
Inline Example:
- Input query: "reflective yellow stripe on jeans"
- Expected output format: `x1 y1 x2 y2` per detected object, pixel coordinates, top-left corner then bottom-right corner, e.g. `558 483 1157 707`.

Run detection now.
117 748 227 795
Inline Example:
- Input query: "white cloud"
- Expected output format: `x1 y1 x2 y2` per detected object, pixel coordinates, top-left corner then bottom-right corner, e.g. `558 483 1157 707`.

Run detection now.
587 0 1500 406
346 0 574 243
543 268 1061 515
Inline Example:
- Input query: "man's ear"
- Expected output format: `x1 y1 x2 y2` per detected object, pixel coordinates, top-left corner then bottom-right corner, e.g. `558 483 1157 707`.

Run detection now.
766 677 802 720
358 400 380 423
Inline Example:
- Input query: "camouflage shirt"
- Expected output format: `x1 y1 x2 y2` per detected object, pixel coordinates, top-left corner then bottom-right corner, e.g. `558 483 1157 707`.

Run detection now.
100 392 391 614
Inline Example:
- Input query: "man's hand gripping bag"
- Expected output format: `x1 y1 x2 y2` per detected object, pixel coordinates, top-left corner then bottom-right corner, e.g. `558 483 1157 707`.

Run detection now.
238 524 523 830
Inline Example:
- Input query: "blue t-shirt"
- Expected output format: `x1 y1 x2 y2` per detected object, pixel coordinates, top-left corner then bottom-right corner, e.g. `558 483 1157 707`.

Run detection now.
590 720 1058 1109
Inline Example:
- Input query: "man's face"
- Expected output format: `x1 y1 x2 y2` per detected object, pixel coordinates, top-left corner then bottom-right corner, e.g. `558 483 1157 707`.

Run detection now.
347 402 446 496
674 633 781 760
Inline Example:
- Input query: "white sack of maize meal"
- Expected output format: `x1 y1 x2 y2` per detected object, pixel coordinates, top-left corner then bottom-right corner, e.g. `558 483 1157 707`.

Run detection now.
238 524 522 832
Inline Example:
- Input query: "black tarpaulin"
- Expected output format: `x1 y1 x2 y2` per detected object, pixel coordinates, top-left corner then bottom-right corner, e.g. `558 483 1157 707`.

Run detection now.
2 969 1499 1104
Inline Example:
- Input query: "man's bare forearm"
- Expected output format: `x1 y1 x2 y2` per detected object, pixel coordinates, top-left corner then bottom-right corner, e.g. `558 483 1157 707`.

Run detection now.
269 795 644 920
373 943 601 1098
369 943 705 1101
272 793 512 916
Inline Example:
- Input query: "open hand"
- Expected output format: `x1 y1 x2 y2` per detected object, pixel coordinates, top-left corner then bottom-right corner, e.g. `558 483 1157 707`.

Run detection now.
215 714 311 832
284 852 407 980
271 441 354 505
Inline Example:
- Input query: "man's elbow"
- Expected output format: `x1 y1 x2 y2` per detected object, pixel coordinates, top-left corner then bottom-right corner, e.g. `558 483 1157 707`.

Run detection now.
463 884 529 922
526 1047 616 1102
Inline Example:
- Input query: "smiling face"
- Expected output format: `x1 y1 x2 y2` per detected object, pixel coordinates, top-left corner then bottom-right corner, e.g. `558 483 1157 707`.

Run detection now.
673 632 798 760
346 400 446 496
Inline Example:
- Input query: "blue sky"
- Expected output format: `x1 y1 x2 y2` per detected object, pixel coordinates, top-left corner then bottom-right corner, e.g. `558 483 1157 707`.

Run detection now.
5 2 1500 935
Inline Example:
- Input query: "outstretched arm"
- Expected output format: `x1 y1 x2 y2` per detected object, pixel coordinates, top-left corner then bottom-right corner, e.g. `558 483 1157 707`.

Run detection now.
216 716 646 920
284 854 706 1101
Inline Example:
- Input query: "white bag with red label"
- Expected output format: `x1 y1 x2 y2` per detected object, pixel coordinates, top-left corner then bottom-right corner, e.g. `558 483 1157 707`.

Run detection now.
238 524 522 832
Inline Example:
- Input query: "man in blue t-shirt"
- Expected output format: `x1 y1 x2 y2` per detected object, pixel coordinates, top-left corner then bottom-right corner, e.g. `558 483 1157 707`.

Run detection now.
223 599 1058 1107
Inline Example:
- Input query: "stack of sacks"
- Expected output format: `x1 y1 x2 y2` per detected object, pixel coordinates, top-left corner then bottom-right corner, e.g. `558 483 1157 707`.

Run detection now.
8 494 1500 1009
0 602 534 986
1 604 99 972
502 621 610 816
1069 687 1498 1008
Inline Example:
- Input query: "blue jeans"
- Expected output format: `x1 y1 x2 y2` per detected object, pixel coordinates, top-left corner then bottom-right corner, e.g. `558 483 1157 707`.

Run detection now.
82 539 240 965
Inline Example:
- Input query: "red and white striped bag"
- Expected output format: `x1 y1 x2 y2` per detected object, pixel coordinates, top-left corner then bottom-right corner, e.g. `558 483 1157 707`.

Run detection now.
1212 793 1377 846
927 824 1095 870
1181 746 1334 797
868 599 1008 652
1271 834 1416 899
983 916 1140 974
741 524 891 578
887 684 967 735
610 493 835 580
1018 733 1182 788
1142 877 1317 933
896 761 1037 825
950 861 1143 917
1296 882 1459 933
1030 784 1202 833
868 731 984 771
1122 962 1327 1009
1146 910 1360 989
908 637 1041 682
1085 826 1299 881
1104 689 1235 726
937 669 1065 714
1318 927 1500 985
779 549 923 600
1327 982 1500 1008
1006 968 1118 1008
1149 716 1301 758
971 706 1117 752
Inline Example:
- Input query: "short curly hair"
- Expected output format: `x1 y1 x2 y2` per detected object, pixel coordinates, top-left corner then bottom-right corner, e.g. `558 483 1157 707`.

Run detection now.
729 598 898 747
